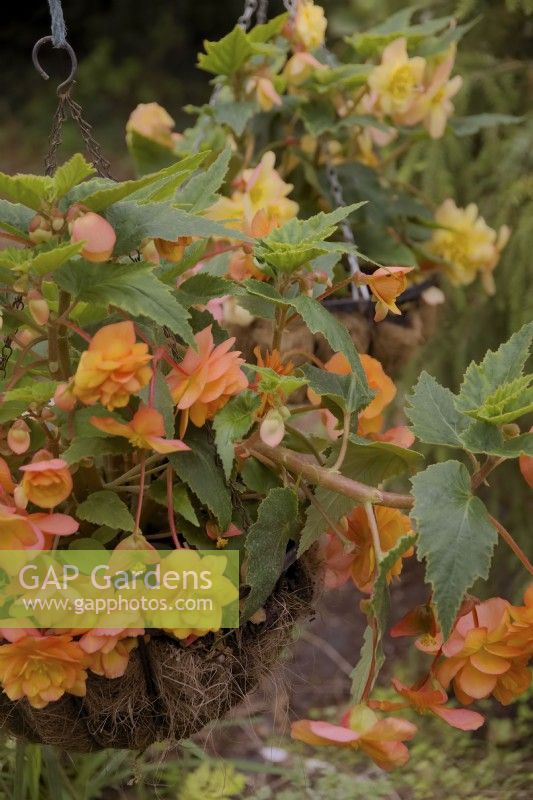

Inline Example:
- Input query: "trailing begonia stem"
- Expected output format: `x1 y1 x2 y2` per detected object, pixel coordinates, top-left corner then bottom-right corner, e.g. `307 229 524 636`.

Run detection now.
247 442 414 509
330 410 351 472
471 456 506 490
489 514 533 576
167 464 182 549
364 501 383 562
134 453 147 532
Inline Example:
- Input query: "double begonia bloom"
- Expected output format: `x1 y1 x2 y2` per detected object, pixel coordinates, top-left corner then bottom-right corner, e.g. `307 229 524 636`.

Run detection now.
320 505 413 593
506 584 533 655
291 704 416 771
207 151 298 231
90 406 189 455
80 629 142 679
371 679 484 730
20 450 73 509
435 597 531 705
426 199 510 293
367 38 426 119
228 209 280 281
126 102 177 149
312 352 396 436
0 634 88 708
356 266 413 322
166 326 248 436
73 321 152 411
291 0 327 51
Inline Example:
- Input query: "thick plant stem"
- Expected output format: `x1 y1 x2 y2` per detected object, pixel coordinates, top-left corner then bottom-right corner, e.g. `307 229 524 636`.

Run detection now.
248 442 414 509
489 514 533 576
364 502 383 561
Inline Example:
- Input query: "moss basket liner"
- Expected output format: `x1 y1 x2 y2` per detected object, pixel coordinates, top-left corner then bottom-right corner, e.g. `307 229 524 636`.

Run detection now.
0 562 314 752
228 289 439 378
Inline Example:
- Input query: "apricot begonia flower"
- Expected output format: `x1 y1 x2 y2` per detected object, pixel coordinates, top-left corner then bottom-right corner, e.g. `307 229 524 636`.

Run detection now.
312 352 396 436
357 266 414 322
291 704 416 771
506 584 533 655
70 212 116 263
292 0 327 51
0 634 88 708
283 52 323 86
73 321 152 411
368 38 426 119
126 102 177 149
0 504 45 549
247 76 283 112
390 603 443 654
7 420 31 455
370 678 484 730
80 629 142 679
166 326 248 436
320 505 413 593
20 450 73 509
519 430 533 488
0 457 15 496
207 151 298 231
426 200 510 293
90 406 190 455
435 597 531 705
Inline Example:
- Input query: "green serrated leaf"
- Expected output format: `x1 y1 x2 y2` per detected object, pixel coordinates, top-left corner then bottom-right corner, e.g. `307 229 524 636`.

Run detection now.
242 487 299 619
31 241 84 276
52 154 96 199
460 421 533 457
176 147 232 212
149 480 199 526
246 364 308 399
213 391 260 479
62 437 130 464
299 362 372 414
450 114 523 137
0 199 34 235
55 260 194 345
406 371 469 448
0 171 53 210
456 322 533 417
76 490 135 532
106 201 248 255
241 457 282 493
198 25 255 76
213 101 256 136
169 427 231 530
471 375 533 424
411 461 497 639
177 273 241 307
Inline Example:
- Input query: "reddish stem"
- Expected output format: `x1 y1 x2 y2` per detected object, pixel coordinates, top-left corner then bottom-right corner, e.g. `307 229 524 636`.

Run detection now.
489 514 533 576
167 464 183 549
62 319 91 342
134 453 146 532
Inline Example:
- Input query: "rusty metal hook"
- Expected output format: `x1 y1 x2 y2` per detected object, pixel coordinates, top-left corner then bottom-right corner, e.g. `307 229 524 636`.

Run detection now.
32 35 78 96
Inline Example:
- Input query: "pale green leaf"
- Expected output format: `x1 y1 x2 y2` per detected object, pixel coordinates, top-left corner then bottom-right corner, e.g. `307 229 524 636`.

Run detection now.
76 490 135 532
406 371 469 447
149 480 199 526
213 101 256 136
198 26 254 76
411 461 497 639
460 421 533 457
63 437 130 464
299 362 372 414
0 199 34 235
0 172 53 210
471 375 533 424
450 114 524 137
52 154 96 199
176 147 232 212
31 241 84 276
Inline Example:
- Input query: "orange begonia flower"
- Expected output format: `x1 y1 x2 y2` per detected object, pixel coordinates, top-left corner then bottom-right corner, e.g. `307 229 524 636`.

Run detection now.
291 704 416 772
309 352 396 436
0 634 88 708
0 502 78 550
90 406 190 455
0 457 15 496
519 429 533 488
370 679 484 731
19 450 73 509
80 629 141 679
166 326 248 436
321 505 413 594
356 266 414 322
73 321 152 411
390 603 443 654
435 597 531 705
506 583 533 655
253 346 295 414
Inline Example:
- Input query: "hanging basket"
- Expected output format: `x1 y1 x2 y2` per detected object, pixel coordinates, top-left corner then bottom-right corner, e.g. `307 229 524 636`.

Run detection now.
0 561 314 752
228 286 440 378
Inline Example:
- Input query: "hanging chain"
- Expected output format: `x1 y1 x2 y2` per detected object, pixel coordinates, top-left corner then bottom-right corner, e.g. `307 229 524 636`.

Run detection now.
0 296 25 380
238 0 259 30
326 165 369 302
43 88 113 178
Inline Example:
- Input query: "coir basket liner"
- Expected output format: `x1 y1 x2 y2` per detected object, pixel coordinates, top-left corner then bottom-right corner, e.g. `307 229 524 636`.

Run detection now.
0 563 314 752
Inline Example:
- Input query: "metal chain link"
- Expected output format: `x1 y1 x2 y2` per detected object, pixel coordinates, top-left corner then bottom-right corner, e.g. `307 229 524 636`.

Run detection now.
256 0 269 25
238 0 259 30
326 165 369 302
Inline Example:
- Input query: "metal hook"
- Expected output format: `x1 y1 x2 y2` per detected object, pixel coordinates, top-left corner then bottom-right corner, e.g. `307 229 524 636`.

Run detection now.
32 35 78 96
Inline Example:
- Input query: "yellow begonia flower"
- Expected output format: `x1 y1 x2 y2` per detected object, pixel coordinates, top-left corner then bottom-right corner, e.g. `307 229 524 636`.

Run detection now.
293 0 327 51
126 102 177 149
368 37 426 119
427 199 510 293
207 151 298 230
400 48 463 139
